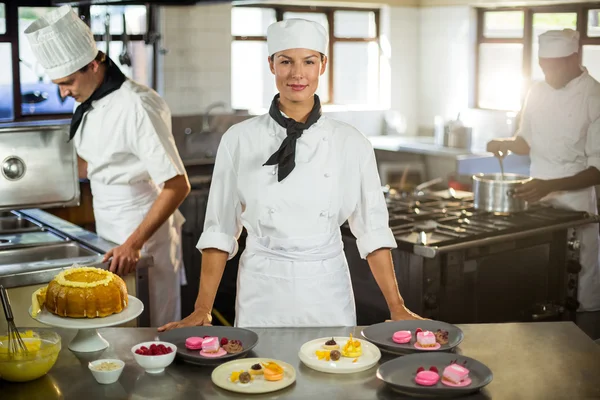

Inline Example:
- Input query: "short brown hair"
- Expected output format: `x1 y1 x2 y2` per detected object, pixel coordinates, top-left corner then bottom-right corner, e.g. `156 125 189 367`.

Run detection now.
79 51 107 73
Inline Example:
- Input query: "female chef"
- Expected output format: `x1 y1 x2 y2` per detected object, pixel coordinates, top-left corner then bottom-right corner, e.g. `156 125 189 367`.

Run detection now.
159 19 422 329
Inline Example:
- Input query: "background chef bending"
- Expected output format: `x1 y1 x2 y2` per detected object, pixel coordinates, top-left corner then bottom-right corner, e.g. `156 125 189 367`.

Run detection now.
160 19 422 331
488 29 600 312
25 6 191 326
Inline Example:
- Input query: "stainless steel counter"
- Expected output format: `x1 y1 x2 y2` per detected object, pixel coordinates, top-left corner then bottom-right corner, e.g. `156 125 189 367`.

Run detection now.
2 322 599 399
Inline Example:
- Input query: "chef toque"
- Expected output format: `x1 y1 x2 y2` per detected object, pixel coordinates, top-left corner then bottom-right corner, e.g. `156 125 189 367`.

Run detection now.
267 19 328 56
24 5 97 80
538 29 579 58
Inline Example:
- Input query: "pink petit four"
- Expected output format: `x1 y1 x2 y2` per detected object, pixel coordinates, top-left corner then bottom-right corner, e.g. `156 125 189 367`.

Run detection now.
392 330 412 344
201 337 220 353
415 370 440 386
442 364 470 386
185 337 204 350
416 331 437 348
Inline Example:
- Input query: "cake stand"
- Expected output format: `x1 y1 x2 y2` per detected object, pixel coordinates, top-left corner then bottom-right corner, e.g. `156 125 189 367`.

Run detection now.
29 295 144 353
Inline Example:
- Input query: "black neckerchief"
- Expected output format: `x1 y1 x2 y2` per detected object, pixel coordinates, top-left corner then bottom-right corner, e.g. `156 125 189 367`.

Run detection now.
263 94 322 182
69 57 126 141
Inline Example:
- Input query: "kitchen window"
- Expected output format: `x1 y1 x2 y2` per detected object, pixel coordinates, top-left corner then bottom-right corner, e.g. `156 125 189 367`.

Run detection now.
231 5 380 110
476 5 600 111
0 3 158 122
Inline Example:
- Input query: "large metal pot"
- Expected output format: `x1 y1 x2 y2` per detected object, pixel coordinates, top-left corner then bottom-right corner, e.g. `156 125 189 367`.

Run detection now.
472 173 532 214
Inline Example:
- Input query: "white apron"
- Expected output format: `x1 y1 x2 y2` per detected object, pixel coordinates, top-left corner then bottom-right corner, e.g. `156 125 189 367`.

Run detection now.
235 230 356 328
91 180 187 326
542 189 600 312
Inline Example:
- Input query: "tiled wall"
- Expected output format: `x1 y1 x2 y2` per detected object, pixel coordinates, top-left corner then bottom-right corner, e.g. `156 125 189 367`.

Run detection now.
159 4 232 115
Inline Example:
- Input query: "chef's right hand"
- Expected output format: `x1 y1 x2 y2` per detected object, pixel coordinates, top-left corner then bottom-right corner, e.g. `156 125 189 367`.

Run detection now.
157 309 213 332
486 140 510 158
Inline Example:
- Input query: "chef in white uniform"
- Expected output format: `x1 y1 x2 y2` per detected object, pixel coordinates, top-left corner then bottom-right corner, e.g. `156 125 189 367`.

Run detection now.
25 6 191 326
159 19 421 330
487 29 600 312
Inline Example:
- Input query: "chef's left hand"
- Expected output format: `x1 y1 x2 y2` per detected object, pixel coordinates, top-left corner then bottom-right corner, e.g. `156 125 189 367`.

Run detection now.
512 179 554 203
103 242 141 276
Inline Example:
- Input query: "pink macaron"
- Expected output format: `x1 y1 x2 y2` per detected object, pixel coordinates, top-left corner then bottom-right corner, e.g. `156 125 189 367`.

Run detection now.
415 370 440 386
392 330 412 344
185 336 204 350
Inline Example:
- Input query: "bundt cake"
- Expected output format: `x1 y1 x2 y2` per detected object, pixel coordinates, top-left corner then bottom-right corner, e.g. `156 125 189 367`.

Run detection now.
32 266 128 318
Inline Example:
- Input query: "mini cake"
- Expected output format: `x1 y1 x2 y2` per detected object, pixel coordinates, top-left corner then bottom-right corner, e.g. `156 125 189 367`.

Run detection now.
416 331 437 348
199 337 227 357
249 363 263 376
230 370 253 384
185 337 204 350
223 340 244 354
341 334 362 358
442 364 470 385
392 330 412 344
322 338 339 350
262 362 284 381
32 265 128 318
414 366 440 386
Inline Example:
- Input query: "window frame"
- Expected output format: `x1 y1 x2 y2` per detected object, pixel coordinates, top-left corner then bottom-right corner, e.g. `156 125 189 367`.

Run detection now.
475 3 600 111
232 4 381 105
0 1 159 123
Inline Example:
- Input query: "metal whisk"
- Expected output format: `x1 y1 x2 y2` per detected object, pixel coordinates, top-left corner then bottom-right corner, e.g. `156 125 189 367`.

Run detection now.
0 285 28 357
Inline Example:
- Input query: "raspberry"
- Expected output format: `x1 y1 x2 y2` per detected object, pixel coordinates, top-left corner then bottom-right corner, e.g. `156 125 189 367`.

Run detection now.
416 367 425 373
140 346 148 351
203 335 210 339
415 328 423 334
429 366 438 373
220 337 229 346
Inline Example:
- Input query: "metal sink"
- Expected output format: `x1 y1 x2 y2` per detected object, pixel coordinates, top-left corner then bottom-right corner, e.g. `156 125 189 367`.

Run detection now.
0 242 100 266
0 216 41 233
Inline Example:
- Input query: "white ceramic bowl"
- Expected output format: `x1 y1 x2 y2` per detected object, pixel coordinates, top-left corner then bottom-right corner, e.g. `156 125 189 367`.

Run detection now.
88 359 125 384
131 341 177 374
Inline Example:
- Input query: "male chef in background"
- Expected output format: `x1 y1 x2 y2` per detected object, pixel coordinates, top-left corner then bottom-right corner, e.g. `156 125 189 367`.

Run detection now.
487 29 600 312
25 6 191 326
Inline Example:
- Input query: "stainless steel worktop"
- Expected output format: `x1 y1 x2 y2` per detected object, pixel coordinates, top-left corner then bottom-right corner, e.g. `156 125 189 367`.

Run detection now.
2 322 599 399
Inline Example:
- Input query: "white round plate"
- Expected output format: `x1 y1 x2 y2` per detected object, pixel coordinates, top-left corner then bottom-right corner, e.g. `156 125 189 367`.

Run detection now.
29 295 143 329
298 336 381 374
211 358 296 394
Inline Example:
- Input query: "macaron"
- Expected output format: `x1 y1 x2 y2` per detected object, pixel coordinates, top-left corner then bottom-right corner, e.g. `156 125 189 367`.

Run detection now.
415 370 440 386
392 330 412 344
185 336 204 350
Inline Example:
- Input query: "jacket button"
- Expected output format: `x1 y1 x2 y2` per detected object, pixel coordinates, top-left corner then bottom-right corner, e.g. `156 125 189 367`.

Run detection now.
324 172 331 178
322 137 328 141
269 208 276 214
320 211 327 217
272 169 277 175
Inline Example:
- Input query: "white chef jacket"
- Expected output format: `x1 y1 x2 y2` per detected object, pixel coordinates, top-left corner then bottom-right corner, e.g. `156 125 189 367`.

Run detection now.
197 113 397 327
74 79 188 326
518 69 600 311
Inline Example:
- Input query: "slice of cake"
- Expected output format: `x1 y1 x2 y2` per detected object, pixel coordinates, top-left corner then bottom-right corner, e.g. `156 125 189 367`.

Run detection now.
416 331 437 348
202 337 220 353
442 364 470 384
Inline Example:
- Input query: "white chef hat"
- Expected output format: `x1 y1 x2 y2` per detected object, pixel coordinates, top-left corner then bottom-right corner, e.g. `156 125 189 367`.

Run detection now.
267 19 328 56
24 5 97 80
538 29 579 58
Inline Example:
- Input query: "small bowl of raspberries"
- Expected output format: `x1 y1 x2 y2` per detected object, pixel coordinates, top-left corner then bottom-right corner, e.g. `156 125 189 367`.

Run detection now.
131 341 177 374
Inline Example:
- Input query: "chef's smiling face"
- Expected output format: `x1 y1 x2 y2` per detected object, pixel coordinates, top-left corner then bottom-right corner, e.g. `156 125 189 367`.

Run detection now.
52 60 102 103
269 48 327 103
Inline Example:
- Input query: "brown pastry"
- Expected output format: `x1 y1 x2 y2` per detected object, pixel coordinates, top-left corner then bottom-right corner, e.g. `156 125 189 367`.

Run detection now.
223 342 244 354
435 329 449 345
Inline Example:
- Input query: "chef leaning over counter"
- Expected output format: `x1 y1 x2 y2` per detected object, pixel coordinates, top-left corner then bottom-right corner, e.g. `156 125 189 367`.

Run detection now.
159 19 422 331
24 6 191 326
488 29 600 312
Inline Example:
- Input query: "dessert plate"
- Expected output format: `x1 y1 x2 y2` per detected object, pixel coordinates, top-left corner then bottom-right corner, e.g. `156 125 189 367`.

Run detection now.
158 326 259 367
29 295 143 352
211 358 296 394
362 320 463 355
298 336 381 374
377 353 493 397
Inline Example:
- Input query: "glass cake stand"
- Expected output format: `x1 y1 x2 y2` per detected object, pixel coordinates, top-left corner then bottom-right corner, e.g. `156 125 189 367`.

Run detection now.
29 295 144 352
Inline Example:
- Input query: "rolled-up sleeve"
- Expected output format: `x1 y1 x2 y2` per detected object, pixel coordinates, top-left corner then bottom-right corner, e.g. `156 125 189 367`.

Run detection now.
130 97 186 185
196 136 243 259
348 145 397 259
585 93 600 171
